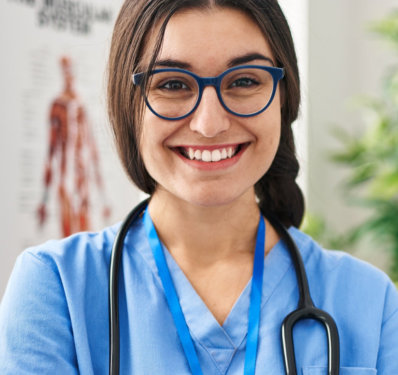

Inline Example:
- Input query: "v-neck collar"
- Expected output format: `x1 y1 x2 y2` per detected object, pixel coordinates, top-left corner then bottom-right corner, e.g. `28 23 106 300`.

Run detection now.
131 216 295 374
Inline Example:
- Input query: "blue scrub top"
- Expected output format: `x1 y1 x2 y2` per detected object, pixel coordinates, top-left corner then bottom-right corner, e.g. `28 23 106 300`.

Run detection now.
1 215 398 374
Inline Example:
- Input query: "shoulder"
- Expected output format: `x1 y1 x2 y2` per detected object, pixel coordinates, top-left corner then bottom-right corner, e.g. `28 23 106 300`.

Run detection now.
0 224 126 374
13 216 152 293
289 227 392 284
23 223 121 273
288 227 398 322
2 223 123 307
283 229 398 375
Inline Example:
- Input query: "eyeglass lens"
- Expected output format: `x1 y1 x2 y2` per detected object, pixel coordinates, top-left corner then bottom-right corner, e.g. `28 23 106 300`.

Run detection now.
145 67 275 118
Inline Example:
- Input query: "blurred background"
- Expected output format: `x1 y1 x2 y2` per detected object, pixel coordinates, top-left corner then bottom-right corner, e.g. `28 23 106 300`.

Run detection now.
0 0 397 299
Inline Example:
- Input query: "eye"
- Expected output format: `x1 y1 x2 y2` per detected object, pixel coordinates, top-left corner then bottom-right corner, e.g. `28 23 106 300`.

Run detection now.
159 80 189 91
230 77 259 88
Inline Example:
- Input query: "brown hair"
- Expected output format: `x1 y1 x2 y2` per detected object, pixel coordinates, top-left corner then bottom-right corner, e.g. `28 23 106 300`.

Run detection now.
107 0 304 227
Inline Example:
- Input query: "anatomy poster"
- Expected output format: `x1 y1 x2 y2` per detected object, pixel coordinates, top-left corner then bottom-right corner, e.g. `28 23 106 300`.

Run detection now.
0 0 143 296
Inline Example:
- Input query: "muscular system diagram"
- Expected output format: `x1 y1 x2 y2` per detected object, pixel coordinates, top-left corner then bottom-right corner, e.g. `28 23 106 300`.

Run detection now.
37 56 110 237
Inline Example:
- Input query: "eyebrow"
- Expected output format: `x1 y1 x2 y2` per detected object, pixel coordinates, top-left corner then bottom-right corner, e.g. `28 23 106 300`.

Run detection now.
227 53 275 67
153 52 275 71
154 59 191 70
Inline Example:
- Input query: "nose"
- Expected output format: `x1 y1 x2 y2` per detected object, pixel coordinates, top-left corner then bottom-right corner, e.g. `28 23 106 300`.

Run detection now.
189 86 231 138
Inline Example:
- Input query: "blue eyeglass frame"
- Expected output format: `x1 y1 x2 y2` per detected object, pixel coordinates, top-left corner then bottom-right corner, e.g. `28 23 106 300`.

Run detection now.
132 64 285 121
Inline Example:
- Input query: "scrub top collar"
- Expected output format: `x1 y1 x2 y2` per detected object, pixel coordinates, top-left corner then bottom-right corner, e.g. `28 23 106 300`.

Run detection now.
125 216 305 373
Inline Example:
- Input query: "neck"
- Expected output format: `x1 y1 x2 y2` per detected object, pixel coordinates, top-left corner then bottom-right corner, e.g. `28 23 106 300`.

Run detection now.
147 189 266 266
147 189 281 325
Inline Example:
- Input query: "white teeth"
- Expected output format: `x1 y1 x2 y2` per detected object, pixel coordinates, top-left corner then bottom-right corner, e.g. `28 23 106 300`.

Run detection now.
211 150 221 162
202 150 211 162
186 146 239 162
194 149 201 160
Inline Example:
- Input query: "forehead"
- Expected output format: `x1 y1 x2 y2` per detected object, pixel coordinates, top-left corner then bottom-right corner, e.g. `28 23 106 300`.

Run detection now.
143 7 274 73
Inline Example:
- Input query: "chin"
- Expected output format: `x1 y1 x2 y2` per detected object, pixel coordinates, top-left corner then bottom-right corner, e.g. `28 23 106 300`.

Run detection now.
178 186 254 209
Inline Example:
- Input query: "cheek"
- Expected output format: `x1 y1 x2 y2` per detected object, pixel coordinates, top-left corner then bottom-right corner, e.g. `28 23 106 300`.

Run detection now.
263 129 281 172
139 117 160 174
140 110 163 151
139 112 174 174
256 109 282 171
269 124 281 150
259 105 281 147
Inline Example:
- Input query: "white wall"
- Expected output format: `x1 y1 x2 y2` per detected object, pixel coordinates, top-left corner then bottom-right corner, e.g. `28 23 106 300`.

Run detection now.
280 0 309 196
307 0 397 266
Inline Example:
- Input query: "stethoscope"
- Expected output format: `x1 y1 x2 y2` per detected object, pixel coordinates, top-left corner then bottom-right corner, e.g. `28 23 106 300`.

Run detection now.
108 199 340 375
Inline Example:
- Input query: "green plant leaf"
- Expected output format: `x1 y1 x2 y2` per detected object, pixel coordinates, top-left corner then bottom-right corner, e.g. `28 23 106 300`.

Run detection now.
328 9 398 280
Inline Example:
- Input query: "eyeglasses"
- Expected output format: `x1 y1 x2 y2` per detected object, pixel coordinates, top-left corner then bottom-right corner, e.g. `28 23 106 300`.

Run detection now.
132 64 284 120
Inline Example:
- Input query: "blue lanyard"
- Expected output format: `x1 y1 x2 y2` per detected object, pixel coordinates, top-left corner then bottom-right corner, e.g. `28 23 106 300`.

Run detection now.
143 209 266 375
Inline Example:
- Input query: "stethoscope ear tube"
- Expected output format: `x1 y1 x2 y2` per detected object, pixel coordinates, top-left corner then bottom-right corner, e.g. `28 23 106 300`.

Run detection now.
109 199 150 375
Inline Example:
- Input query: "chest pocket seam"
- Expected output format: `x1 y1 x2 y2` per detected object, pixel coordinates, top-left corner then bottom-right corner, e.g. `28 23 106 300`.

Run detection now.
302 366 377 375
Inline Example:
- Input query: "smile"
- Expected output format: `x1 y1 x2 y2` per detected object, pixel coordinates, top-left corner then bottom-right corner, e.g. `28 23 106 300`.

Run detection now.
175 144 247 162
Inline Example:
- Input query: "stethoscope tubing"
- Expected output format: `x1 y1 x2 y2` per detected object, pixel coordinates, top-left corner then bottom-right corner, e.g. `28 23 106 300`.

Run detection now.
108 200 340 375
265 210 340 375
109 199 150 375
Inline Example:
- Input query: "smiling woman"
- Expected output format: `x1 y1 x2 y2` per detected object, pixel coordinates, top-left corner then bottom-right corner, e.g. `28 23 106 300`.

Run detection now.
136 8 284 210
1 0 398 374
108 0 303 227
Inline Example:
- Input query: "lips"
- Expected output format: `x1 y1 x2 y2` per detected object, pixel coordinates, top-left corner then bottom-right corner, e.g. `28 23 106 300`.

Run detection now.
174 143 247 162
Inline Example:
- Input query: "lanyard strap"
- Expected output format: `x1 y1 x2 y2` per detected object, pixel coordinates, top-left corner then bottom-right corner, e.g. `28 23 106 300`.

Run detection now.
244 212 265 374
143 209 266 375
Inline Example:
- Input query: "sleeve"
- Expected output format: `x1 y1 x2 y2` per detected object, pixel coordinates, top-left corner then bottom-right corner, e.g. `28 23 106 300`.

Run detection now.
376 281 398 374
0 250 78 374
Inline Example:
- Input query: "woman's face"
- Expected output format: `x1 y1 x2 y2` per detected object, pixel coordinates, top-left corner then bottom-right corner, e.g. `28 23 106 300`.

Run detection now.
139 7 282 208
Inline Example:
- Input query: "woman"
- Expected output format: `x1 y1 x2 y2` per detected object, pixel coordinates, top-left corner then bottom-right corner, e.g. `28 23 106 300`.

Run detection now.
1 0 397 374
